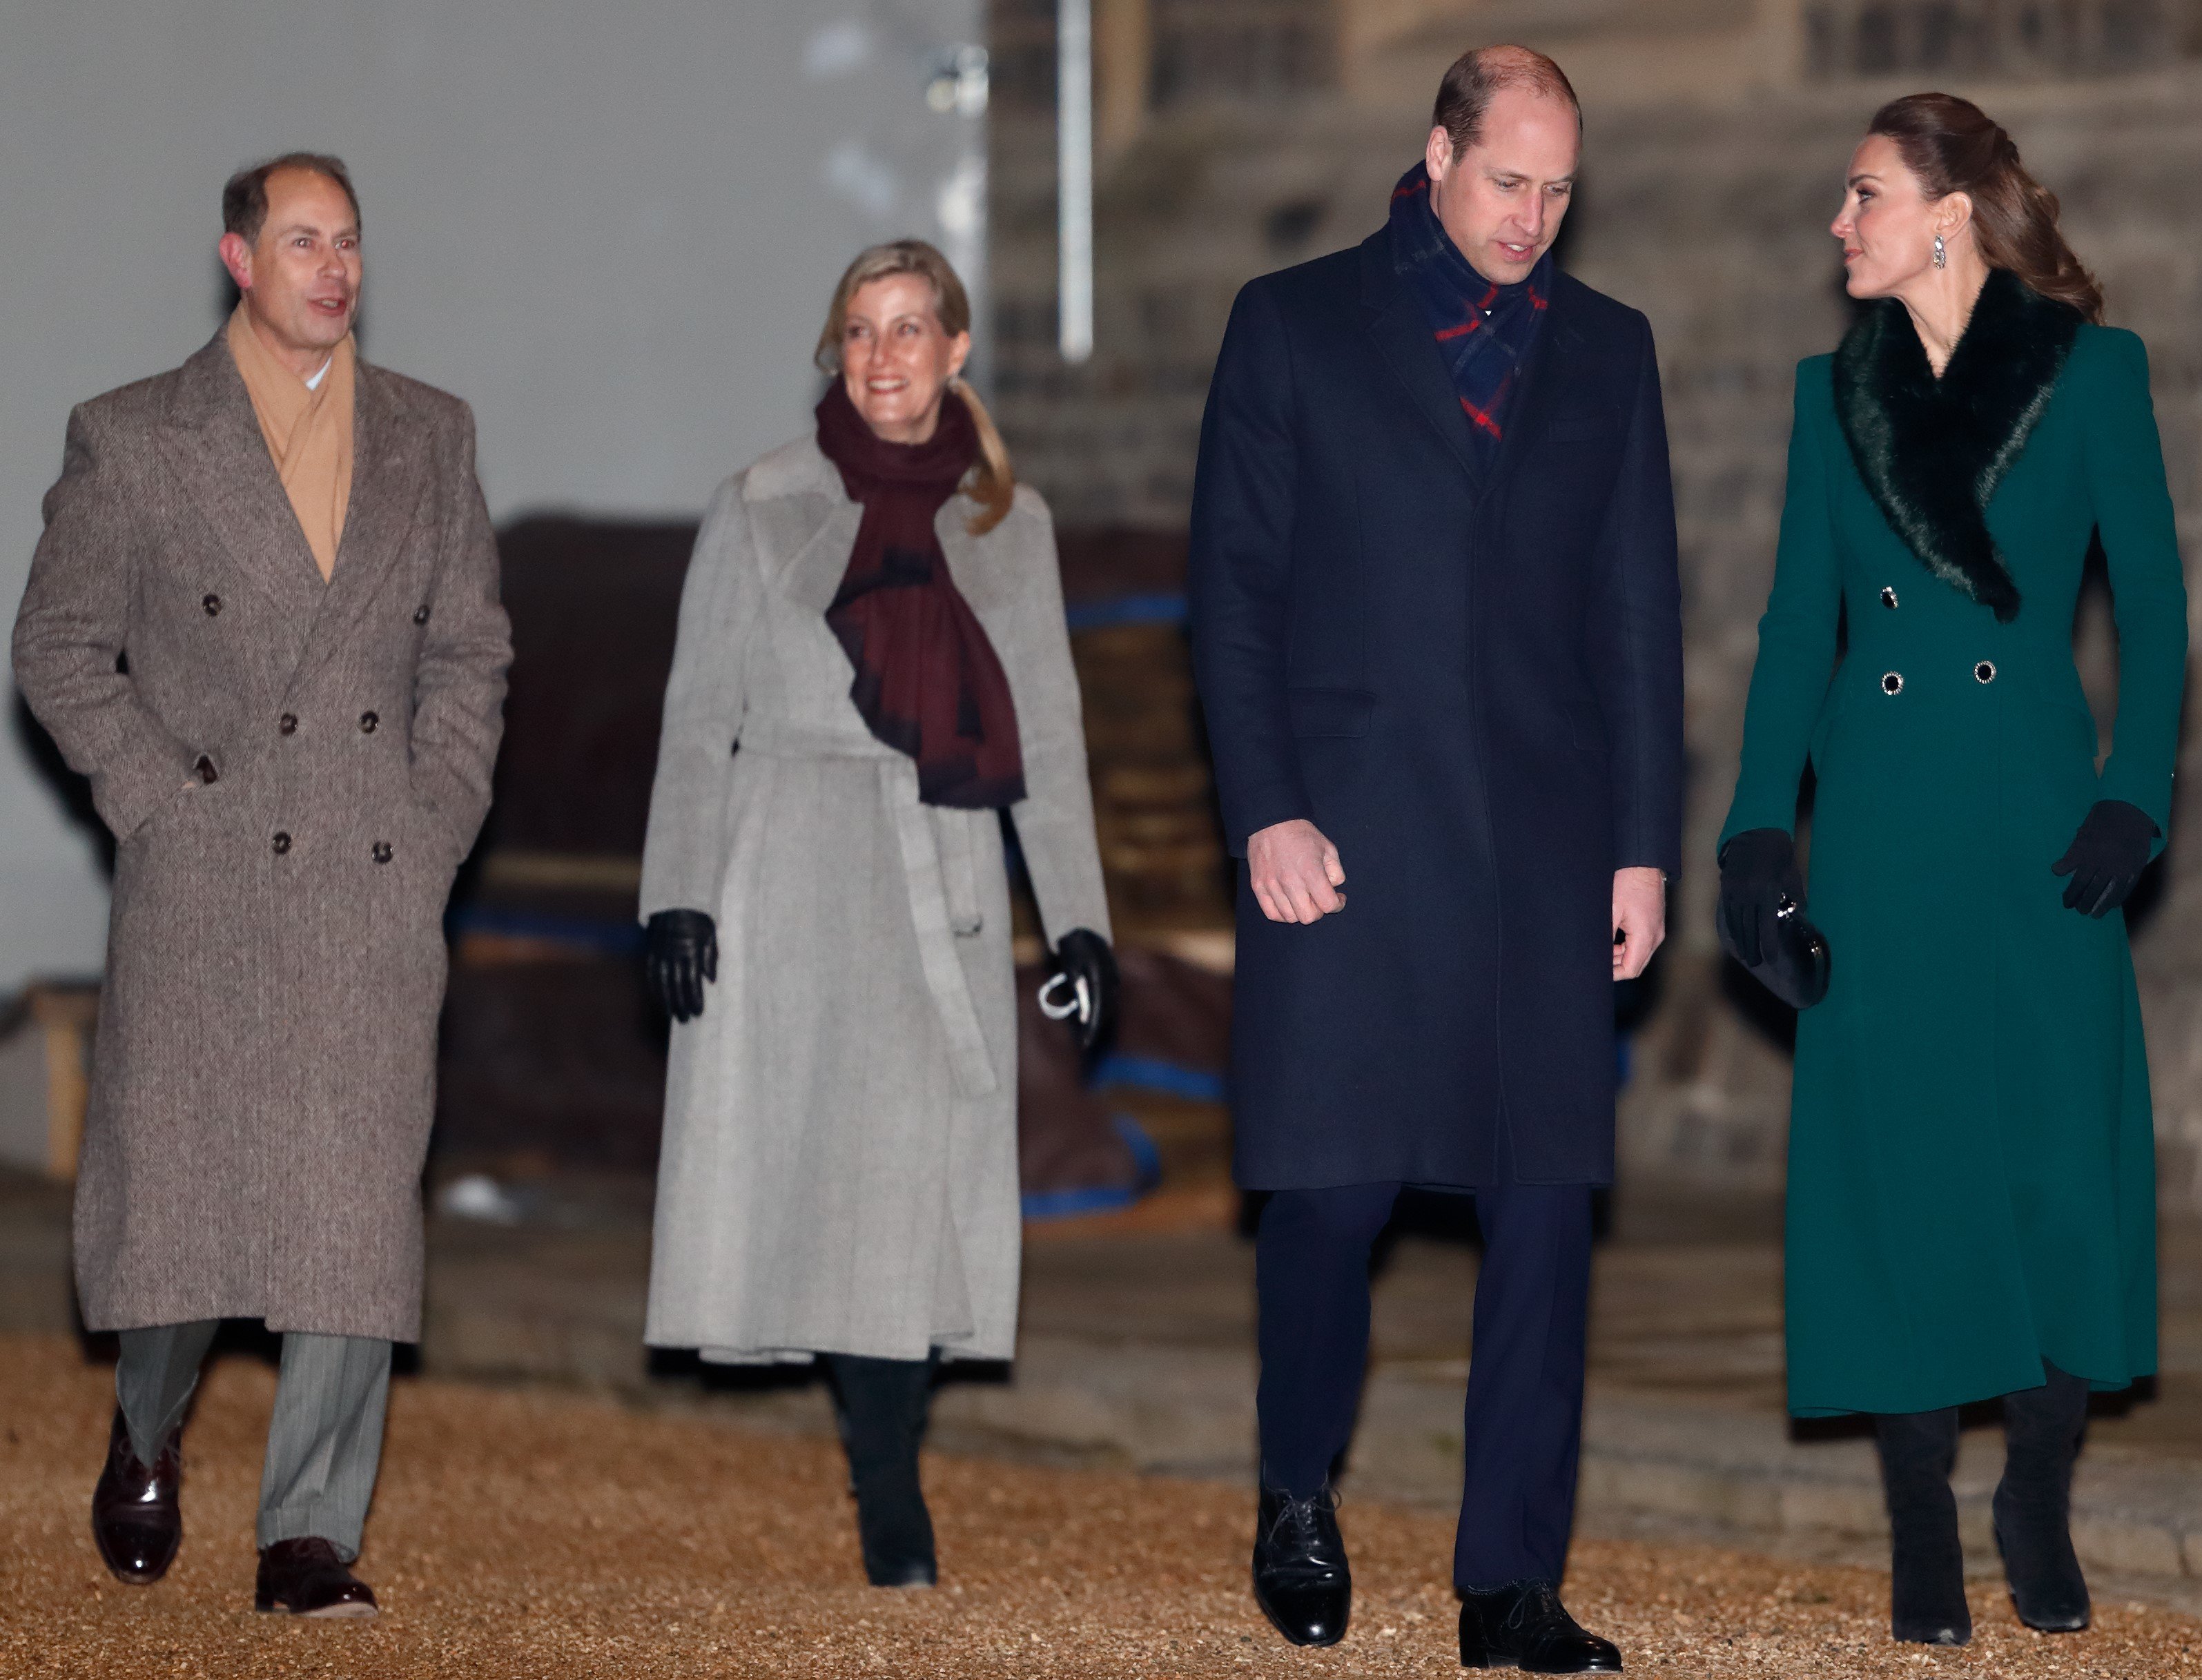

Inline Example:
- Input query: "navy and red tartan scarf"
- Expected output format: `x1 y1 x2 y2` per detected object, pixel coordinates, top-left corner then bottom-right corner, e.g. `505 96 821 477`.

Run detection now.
1387 161 1552 471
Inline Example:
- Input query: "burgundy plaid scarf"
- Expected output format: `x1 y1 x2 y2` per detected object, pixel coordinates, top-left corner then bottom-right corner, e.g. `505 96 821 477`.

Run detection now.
1387 162 1551 471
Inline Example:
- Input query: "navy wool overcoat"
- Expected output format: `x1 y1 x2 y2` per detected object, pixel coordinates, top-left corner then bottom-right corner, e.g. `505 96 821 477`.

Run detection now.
1189 229 1684 1189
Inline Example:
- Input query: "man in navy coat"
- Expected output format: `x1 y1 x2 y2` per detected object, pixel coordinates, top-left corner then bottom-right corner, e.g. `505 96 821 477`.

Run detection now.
1190 44 1683 1672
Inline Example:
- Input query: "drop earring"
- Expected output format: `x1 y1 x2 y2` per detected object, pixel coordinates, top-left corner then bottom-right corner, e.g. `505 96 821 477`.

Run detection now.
1932 233 1947 269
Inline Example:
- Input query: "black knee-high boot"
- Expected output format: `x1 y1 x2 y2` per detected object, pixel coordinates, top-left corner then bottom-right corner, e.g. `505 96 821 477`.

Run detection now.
1873 1408 1969 1645
826 1353 937 1588
1995 1360 2090 1632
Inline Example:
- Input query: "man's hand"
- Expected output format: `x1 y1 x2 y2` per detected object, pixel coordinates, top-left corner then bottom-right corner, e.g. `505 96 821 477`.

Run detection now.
1612 866 1666 979
1247 819 1345 924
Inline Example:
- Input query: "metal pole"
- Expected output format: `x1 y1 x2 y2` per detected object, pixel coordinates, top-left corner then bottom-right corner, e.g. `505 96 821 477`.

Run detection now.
1058 0 1094 364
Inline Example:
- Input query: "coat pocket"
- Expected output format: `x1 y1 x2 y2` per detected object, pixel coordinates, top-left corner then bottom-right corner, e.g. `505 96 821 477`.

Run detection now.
401 782 469 871
126 776 207 845
386 791 466 897
1288 687 1375 739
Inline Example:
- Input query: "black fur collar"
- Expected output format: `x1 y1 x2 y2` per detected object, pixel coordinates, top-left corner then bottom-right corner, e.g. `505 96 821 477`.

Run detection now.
1832 268 2080 622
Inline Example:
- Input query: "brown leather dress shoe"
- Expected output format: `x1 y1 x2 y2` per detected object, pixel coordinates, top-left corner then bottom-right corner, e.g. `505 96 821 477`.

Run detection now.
91 1409 182 1585
255 1538 379 1618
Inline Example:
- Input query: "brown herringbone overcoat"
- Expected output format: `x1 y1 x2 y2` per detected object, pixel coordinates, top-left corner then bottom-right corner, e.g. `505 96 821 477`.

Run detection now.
12 331 510 1341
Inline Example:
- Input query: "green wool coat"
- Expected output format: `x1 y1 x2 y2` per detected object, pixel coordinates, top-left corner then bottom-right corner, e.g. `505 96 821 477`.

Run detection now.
1724 280 2185 1417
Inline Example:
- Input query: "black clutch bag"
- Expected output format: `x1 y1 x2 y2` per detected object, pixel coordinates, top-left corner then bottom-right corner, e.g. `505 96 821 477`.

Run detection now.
1718 892 1831 1010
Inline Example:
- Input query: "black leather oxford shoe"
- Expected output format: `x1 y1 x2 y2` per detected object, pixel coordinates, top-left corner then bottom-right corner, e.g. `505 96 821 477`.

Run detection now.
255 1538 378 1618
1459 1581 1621 1672
1252 1485 1350 1647
90 1410 182 1585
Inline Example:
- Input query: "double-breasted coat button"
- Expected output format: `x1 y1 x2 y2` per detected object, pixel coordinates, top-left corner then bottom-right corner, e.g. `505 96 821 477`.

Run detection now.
278 713 298 736
193 754 218 785
371 841 393 865
413 605 431 625
1880 586 1899 609
1881 672 1904 696
202 594 222 616
359 711 379 734
271 831 292 855
1976 661 1997 684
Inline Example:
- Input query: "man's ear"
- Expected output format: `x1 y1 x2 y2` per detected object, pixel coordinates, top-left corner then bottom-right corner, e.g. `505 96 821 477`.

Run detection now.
217 232 254 295
1425 124 1454 184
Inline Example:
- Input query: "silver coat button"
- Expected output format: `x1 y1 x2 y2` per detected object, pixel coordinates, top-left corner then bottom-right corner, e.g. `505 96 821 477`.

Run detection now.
1881 586 1899 609
1882 672 1904 696
1975 661 1996 684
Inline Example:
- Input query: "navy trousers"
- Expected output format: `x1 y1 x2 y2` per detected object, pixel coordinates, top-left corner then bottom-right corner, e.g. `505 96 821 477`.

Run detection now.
1254 1169 1593 1590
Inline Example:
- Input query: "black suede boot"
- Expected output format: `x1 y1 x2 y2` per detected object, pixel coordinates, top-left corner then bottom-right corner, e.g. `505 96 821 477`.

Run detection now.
1873 1407 1969 1645
826 1353 937 1587
1994 1361 2090 1632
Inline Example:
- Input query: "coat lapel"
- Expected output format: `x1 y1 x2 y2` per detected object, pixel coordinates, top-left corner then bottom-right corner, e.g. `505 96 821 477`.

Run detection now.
155 334 329 621
740 435 859 614
762 496 864 616
1482 280 1569 494
1360 233 1483 489
1832 268 2077 623
290 363 434 688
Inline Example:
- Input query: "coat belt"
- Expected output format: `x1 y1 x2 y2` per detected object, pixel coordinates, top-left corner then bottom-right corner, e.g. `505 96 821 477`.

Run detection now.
737 720 997 1099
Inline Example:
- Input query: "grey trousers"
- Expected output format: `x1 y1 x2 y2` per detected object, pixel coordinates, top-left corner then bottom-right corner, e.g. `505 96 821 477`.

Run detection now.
115 1321 391 1561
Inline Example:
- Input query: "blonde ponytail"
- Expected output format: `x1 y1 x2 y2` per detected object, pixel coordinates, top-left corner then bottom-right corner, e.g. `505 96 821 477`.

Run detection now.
949 378 1015 536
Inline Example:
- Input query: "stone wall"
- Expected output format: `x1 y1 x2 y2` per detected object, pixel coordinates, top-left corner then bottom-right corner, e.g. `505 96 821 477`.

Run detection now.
986 0 2202 1202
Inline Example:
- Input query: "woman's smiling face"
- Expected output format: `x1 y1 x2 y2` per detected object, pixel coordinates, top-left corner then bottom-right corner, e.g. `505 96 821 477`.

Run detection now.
839 273 971 445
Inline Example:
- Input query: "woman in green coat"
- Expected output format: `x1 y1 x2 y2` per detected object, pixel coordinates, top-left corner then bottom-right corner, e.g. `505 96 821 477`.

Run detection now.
1720 93 2185 1648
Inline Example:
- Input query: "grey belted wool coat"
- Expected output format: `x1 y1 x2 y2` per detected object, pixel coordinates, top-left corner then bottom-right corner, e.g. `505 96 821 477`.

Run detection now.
638 436 1109 1365
12 331 510 1342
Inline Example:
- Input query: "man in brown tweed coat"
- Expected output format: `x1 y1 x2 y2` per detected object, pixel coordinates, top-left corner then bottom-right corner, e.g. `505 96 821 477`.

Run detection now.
12 154 509 1618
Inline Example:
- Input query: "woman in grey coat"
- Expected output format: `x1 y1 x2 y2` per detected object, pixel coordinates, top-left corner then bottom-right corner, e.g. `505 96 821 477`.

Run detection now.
637 240 1115 1587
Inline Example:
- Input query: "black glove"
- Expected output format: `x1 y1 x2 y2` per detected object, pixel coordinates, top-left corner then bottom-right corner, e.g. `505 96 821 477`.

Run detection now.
2052 799 2158 917
1717 828 1804 969
1047 928 1120 1053
645 909 717 1023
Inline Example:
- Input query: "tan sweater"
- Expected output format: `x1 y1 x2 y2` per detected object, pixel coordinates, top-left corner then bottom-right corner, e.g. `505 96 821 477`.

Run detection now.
225 303 355 580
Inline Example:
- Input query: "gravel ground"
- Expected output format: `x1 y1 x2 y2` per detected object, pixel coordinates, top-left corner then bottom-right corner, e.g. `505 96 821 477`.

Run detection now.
3 1332 2197 1678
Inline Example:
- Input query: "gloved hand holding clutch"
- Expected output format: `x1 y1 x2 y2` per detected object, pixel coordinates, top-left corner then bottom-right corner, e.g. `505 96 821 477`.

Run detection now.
1039 927 1119 1053
2052 799 2157 917
1717 828 1804 968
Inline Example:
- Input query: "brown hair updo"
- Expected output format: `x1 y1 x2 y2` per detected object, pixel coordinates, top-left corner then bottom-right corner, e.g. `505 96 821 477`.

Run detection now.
815 240 1016 536
1867 92 2102 323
